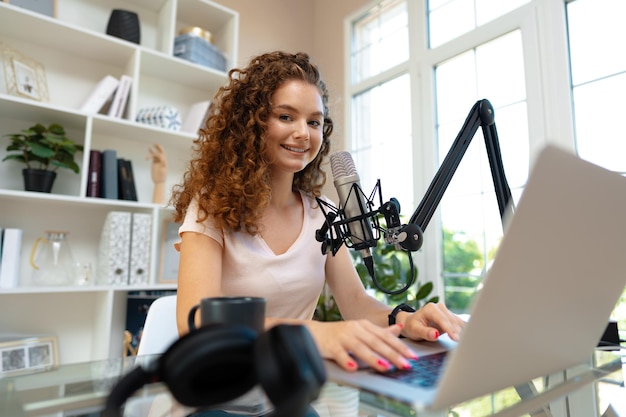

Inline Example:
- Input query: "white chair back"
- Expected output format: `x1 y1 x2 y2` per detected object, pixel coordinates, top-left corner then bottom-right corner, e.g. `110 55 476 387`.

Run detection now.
136 295 179 356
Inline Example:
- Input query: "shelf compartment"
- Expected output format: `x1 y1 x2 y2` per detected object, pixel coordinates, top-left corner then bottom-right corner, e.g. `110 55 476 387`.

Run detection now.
0 3 138 66
0 98 88 196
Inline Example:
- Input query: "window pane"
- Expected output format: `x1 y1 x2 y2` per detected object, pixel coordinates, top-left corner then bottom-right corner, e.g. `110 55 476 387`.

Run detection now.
429 0 475 49
352 0 408 83
568 0 626 173
476 31 526 105
476 0 529 26
434 32 529 314
435 51 478 125
573 74 626 172
436 31 528 192
567 0 626 85
351 74 414 212
429 0 529 48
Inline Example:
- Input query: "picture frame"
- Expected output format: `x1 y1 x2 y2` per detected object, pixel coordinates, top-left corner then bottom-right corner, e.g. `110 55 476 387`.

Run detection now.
3 0 57 18
0 335 59 376
158 219 180 283
1 43 49 102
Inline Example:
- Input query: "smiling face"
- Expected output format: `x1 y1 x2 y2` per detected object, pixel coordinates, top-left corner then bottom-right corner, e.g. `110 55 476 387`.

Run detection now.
264 79 325 176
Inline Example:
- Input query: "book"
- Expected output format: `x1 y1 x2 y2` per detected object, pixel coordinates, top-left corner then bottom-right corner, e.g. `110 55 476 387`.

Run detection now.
97 211 131 285
107 75 133 118
101 149 119 200
117 159 138 201
80 75 119 114
129 213 152 285
181 100 211 133
0 228 23 289
86 150 102 197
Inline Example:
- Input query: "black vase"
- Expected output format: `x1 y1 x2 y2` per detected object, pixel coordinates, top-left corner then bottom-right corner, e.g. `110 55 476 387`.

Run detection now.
23 169 56 193
106 9 141 44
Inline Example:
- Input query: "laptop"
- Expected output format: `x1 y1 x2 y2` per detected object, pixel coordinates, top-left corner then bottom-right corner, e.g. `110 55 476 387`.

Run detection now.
324 144 626 411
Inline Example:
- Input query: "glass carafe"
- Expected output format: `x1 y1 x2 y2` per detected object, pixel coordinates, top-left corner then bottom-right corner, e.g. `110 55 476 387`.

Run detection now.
30 230 76 286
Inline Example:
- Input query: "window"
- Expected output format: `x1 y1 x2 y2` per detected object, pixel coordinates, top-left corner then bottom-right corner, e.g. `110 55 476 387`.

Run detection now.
347 0 414 213
347 0 541 313
347 0 625 414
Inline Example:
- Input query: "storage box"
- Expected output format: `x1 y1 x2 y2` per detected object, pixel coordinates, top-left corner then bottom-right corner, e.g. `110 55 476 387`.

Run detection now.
174 33 227 71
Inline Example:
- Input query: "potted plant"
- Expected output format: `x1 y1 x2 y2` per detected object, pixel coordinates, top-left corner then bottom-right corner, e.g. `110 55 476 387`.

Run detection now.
315 240 438 322
3 123 84 193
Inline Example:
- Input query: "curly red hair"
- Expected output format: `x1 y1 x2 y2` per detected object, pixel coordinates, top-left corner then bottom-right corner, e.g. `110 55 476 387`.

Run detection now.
171 51 334 234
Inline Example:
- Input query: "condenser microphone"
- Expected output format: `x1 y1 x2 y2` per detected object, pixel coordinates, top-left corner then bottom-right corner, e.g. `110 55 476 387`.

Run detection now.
330 151 376 277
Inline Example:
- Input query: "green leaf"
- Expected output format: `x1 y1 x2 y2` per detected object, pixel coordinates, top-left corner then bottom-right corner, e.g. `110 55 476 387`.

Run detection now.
48 123 66 135
415 281 433 300
28 141 55 158
2 154 26 163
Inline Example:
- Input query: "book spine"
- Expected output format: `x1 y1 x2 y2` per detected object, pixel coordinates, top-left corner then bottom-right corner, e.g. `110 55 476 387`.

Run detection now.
0 228 23 289
117 159 138 201
129 213 152 285
97 211 131 285
108 75 133 118
81 75 119 114
126 159 138 201
86 150 102 197
101 149 119 200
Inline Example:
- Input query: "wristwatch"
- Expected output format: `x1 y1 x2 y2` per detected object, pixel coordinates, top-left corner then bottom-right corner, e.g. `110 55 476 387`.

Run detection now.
388 303 416 326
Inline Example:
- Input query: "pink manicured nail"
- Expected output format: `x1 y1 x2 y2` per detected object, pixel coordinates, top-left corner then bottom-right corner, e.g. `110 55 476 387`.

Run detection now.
346 360 357 369
432 330 440 340
377 359 391 370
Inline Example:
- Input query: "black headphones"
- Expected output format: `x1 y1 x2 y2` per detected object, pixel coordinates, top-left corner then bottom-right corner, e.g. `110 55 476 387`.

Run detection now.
103 324 326 417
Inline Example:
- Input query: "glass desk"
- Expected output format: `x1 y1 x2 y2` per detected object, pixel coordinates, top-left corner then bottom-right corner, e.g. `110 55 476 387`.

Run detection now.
0 350 623 417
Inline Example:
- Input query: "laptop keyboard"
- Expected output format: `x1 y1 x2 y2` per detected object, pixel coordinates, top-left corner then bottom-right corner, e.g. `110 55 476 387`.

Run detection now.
376 351 448 388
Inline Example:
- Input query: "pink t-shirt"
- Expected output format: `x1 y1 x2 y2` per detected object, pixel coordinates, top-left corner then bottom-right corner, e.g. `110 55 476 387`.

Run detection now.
178 191 329 320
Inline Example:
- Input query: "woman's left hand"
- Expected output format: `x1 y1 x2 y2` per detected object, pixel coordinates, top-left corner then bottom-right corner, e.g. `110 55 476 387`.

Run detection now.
400 302 466 342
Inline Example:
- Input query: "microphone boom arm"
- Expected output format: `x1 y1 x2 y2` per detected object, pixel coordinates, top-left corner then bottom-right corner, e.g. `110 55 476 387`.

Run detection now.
315 99 514 295
399 99 514 252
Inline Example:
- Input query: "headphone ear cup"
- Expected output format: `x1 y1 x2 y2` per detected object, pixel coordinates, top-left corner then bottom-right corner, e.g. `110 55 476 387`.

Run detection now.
158 324 258 407
255 324 327 417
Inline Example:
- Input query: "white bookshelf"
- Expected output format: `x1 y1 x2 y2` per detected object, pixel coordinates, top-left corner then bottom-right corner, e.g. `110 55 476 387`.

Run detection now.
0 0 238 364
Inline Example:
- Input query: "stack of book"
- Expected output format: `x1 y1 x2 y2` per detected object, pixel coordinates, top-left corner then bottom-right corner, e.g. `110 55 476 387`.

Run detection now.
86 149 137 201
80 74 133 118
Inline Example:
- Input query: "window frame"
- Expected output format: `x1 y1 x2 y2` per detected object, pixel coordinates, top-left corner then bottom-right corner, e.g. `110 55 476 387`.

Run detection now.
344 2 602 414
344 0 575 305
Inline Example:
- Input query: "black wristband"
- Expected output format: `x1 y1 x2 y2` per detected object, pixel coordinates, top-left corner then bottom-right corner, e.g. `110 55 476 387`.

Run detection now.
388 303 416 326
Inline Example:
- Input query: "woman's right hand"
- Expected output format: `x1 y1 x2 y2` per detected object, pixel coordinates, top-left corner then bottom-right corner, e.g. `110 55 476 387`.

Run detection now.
306 319 417 373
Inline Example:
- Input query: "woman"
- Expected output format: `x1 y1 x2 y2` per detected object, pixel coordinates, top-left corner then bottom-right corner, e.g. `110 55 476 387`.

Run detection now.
172 51 464 377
